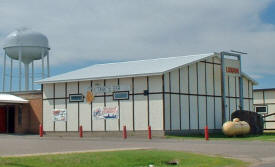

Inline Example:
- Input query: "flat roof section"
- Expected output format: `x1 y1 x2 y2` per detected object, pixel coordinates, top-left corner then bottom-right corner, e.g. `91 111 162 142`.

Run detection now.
0 94 28 104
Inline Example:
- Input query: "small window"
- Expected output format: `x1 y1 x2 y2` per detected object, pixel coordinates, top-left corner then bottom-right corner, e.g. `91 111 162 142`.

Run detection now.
255 106 267 113
113 91 129 100
18 106 22 126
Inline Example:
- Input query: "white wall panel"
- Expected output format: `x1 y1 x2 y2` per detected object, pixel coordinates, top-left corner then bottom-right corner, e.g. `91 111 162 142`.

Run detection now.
105 79 118 96
264 91 275 104
214 56 221 64
120 96 133 130
93 80 104 96
235 77 240 97
225 76 229 96
267 104 275 117
249 82 253 98
149 94 163 130
67 82 78 95
229 99 236 120
254 91 264 104
164 73 170 130
228 76 235 97
105 96 119 131
198 96 206 129
43 84 54 99
43 100 54 131
55 83 65 98
225 98 230 122
180 66 189 93
181 95 189 130
214 65 221 96
120 78 133 94
79 81 91 98
55 99 66 131
79 81 92 131
164 93 170 130
171 94 180 130
79 102 91 131
207 97 215 129
206 57 214 63
243 78 249 98
67 100 78 131
149 76 162 93
198 62 206 95
244 99 249 111
206 63 214 95
236 99 240 111
134 77 147 94
215 97 222 129
189 64 197 94
170 70 179 92
92 97 105 131
190 96 198 129
134 95 148 130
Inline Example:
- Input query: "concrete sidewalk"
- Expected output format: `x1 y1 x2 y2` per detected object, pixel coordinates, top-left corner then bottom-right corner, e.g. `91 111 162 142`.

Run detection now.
0 134 274 167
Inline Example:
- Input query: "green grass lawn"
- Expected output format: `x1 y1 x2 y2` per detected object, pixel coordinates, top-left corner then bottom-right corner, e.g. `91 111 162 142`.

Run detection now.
0 150 248 167
167 132 275 141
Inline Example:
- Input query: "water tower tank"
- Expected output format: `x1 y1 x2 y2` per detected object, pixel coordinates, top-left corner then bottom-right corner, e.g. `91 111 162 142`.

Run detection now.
2 28 50 91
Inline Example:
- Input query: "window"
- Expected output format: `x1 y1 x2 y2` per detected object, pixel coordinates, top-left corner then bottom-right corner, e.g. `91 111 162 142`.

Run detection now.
113 91 129 100
255 106 267 113
69 94 84 102
18 106 22 126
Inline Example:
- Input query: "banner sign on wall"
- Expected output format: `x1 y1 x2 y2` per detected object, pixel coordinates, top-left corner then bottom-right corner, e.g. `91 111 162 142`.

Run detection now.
93 106 119 120
93 85 130 94
53 109 67 122
224 59 240 77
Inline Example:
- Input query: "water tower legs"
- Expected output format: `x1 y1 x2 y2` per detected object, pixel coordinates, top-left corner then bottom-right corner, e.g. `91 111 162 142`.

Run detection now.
18 47 22 91
47 52 50 77
24 63 29 91
41 49 45 79
2 51 6 92
9 59 13 92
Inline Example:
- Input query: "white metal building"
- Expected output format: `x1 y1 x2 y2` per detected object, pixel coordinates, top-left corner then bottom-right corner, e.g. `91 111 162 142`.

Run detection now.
36 52 257 135
254 88 275 130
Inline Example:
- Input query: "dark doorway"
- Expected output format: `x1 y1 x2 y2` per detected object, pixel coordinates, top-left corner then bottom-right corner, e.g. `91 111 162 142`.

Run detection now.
0 107 6 133
7 106 15 133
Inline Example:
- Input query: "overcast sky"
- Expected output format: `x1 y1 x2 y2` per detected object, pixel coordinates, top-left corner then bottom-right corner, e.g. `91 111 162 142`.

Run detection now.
0 0 275 89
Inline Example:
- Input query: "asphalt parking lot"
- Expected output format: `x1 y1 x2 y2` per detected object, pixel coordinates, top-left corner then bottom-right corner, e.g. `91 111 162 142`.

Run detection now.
0 134 274 167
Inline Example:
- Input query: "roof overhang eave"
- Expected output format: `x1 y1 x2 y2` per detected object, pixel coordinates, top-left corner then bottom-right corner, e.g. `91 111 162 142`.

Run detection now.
0 100 29 104
35 72 165 84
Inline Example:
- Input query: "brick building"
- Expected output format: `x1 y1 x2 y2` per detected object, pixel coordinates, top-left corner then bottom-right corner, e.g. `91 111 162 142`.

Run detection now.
0 90 42 134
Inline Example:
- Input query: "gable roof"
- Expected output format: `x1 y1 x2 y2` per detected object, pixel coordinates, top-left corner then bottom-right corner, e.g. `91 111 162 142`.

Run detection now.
36 53 216 84
36 52 257 85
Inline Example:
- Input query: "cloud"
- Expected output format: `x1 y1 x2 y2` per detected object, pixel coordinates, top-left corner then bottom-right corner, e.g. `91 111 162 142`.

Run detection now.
0 0 274 79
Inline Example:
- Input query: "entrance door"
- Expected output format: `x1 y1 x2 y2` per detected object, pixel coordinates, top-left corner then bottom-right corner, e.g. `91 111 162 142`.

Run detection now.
0 107 6 133
7 106 15 133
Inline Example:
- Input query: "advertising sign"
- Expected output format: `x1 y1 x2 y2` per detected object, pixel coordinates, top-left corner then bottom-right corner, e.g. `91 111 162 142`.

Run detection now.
92 106 119 120
69 94 84 102
224 59 240 77
113 91 129 100
53 109 67 121
86 91 94 103
93 85 130 94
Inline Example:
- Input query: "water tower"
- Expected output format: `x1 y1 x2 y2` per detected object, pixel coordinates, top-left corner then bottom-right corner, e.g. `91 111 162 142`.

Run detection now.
2 28 50 92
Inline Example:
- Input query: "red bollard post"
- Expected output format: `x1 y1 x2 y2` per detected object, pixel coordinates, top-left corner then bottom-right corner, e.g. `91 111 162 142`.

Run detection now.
39 124 43 137
148 125 152 140
123 125 127 139
204 126 209 140
79 125 83 138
